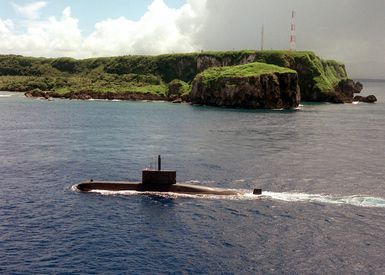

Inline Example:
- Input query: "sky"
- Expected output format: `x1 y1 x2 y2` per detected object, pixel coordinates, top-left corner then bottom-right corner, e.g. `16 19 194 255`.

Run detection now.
0 0 384 79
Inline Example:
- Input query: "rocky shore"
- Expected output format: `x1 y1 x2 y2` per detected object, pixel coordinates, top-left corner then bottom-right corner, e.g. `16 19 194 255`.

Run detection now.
353 95 377 103
24 88 188 103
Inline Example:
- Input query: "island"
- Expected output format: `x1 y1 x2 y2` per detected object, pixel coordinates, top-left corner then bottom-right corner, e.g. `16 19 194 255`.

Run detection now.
191 62 300 109
0 50 376 108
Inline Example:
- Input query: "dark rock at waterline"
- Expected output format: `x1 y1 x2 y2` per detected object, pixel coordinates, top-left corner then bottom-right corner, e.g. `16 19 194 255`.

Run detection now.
24 91 33 98
25 89 169 102
354 95 377 103
25 89 50 99
70 93 92 100
172 98 183 104
328 79 364 103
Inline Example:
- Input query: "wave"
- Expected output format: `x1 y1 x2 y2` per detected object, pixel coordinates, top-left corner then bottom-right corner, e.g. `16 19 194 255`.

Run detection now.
71 184 385 208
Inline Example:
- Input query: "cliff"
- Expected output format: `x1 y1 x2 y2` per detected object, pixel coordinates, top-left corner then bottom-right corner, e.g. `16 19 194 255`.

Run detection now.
191 62 300 109
0 50 360 103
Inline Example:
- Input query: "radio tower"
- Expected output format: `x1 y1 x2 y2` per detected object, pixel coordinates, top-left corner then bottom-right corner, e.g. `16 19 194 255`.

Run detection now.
260 24 264 50
290 10 296 51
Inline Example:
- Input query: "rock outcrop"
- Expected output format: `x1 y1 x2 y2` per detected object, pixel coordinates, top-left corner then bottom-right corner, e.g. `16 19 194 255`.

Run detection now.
25 89 50 99
167 79 190 102
332 79 363 103
191 62 300 109
338 79 363 94
354 95 377 103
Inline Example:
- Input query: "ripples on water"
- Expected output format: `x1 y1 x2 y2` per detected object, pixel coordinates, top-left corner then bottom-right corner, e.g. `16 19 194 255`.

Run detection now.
1 81 385 274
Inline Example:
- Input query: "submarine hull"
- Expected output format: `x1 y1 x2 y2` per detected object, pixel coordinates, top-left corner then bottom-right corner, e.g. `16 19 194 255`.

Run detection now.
76 181 261 195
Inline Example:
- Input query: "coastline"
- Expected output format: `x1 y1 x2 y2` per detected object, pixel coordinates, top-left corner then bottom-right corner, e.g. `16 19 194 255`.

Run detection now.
0 50 378 107
23 89 190 104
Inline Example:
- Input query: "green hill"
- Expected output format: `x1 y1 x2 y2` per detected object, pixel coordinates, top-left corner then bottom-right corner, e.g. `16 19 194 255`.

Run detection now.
0 50 352 102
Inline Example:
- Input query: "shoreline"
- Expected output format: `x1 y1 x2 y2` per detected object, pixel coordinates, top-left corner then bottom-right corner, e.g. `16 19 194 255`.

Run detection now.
23 89 190 104
1 89 379 106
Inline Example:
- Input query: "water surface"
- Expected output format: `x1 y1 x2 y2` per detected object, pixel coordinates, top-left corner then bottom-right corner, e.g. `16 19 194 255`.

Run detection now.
1 81 385 274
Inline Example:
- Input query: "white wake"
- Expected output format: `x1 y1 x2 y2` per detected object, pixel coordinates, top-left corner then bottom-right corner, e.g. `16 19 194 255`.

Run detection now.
262 192 385 208
72 184 385 208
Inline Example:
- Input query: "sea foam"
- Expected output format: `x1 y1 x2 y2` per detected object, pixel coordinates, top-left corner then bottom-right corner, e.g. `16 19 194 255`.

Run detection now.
262 191 385 208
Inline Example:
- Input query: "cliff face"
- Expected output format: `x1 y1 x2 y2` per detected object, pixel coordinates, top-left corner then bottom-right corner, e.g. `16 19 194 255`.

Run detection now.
191 62 300 109
124 51 356 103
193 52 351 103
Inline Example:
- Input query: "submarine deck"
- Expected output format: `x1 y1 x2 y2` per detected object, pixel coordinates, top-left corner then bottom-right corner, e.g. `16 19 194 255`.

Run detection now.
76 180 261 195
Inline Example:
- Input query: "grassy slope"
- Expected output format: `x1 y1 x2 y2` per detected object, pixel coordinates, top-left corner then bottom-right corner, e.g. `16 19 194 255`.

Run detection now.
0 51 347 99
198 62 296 83
314 60 347 91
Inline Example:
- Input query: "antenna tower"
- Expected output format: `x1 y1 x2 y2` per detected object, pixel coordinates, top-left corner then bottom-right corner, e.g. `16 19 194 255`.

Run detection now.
290 11 296 51
260 24 264 51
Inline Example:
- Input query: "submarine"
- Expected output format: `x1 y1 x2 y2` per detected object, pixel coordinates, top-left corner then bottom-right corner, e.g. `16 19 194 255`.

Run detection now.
76 156 262 196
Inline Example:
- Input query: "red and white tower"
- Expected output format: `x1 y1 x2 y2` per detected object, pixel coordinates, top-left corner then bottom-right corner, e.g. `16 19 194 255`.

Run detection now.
290 11 296 51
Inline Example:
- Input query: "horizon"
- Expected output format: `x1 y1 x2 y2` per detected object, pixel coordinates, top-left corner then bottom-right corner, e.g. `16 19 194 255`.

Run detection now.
1 0 384 79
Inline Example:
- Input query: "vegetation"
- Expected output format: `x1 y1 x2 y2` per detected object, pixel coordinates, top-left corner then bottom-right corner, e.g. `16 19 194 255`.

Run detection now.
0 50 348 101
197 62 296 83
0 74 167 97
167 79 190 97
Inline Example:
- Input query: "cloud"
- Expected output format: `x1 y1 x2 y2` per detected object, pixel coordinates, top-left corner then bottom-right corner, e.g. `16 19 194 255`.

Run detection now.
0 18 14 34
0 6 81 56
11 1 48 20
1 0 206 58
83 0 206 56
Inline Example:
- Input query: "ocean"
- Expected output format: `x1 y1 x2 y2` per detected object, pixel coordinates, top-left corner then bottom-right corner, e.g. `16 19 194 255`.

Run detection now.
1 80 385 274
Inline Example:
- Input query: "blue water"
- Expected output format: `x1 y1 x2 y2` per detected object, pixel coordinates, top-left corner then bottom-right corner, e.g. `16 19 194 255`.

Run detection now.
1 81 385 274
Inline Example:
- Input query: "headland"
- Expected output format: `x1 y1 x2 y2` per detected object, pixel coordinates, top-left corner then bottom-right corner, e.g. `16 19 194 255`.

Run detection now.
0 50 375 108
